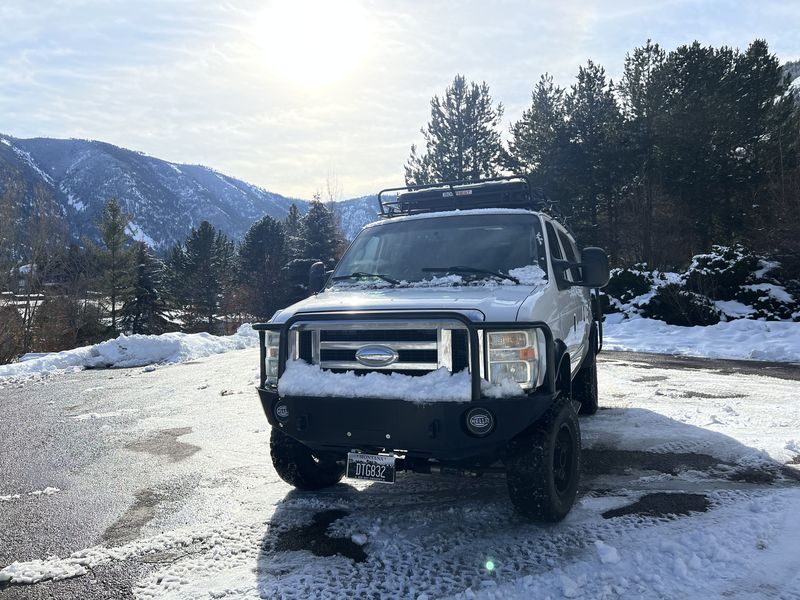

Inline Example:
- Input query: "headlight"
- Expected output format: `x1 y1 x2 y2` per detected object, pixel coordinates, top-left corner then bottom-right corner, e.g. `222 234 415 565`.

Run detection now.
486 330 540 390
265 331 280 385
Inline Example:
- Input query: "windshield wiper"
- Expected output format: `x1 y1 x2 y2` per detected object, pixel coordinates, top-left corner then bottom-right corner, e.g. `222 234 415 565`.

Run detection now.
332 271 400 285
421 266 520 284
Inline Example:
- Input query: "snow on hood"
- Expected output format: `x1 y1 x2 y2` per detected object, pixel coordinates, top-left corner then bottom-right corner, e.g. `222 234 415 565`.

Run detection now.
272 283 545 323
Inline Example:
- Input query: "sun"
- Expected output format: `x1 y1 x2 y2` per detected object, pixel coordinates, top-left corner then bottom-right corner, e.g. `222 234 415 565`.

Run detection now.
256 0 369 86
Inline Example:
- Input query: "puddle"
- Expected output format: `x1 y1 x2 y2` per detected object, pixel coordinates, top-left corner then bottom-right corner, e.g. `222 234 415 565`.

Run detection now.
125 427 200 462
583 449 725 477
102 488 165 544
273 509 367 563
602 492 710 519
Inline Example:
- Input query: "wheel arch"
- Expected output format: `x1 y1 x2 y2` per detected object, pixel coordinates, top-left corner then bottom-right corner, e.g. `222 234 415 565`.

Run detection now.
553 339 571 399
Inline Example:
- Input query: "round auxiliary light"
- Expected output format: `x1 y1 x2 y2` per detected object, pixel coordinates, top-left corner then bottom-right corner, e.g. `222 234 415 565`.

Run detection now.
465 408 495 437
274 402 290 422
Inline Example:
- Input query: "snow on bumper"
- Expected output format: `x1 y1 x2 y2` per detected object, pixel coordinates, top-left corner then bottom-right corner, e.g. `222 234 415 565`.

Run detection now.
277 361 524 402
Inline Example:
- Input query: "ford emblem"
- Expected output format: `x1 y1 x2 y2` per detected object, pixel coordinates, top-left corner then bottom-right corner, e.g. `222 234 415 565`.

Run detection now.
355 345 399 367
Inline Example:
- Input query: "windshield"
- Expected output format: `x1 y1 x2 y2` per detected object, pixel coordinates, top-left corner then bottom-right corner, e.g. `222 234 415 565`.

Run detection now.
331 214 547 286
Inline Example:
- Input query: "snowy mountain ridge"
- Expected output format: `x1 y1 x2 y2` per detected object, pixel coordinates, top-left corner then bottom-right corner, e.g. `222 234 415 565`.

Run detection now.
0 135 380 249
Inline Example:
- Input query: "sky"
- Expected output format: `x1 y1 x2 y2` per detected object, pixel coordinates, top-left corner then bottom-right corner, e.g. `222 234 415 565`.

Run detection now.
1 0 798 200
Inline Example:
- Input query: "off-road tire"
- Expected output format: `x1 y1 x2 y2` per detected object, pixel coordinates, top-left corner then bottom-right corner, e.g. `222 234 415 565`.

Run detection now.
504 397 581 522
573 327 599 415
270 428 344 490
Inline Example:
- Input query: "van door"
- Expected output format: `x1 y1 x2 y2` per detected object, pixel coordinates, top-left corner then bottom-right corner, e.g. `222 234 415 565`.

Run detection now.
555 226 590 374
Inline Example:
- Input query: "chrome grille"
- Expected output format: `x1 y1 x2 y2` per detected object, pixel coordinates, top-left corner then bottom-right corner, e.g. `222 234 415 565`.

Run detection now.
287 319 471 374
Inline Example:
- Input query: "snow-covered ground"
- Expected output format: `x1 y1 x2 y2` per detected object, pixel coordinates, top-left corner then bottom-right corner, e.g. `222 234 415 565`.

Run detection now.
604 315 800 363
0 348 798 598
2 313 798 390
0 324 258 382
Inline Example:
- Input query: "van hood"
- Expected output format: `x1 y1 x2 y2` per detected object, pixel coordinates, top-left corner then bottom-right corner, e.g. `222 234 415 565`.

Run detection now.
272 284 545 323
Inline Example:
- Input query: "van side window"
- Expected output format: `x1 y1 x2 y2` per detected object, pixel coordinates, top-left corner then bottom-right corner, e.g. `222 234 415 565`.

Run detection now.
557 229 580 282
545 222 562 261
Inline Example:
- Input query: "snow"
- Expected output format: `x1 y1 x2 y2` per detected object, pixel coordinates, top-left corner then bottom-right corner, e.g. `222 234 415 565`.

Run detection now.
330 265 547 291
278 361 523 401
0 324 257 382
603 317 800 362
742 283 794 304
0 487 60 502
1 347 800 596
508 264 547 285
713 299 755 317
594 540 621 564
126 222 158 248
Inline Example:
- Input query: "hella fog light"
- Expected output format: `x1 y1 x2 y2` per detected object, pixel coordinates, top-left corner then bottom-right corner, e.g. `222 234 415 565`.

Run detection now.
465 408 495 436
274 402 290 422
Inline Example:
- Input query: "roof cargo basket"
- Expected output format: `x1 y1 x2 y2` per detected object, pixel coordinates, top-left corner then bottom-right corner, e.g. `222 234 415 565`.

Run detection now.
377 175 551 218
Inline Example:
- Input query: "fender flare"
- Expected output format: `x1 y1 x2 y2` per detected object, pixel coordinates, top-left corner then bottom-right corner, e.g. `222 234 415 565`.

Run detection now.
553 339 571 398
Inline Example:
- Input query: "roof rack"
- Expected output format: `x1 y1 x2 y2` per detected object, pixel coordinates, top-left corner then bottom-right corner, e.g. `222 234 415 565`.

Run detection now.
377 175 556 218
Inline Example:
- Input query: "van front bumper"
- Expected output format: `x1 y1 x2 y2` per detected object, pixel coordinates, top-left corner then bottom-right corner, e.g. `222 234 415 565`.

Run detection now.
257 387 557 462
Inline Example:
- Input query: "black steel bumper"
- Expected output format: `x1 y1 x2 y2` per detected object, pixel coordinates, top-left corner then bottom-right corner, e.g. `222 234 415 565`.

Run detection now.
257 387 558 461
253 311 558 462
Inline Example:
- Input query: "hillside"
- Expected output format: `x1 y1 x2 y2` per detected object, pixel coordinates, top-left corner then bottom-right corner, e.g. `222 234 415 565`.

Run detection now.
0 135 305 249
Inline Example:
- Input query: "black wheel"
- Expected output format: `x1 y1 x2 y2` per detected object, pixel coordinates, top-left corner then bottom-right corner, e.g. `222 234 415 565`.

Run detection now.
504 398 581 522
573 326 598 415
270 428 344 490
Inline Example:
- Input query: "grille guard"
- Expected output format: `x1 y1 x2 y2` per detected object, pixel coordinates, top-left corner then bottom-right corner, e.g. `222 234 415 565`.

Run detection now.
253 311 556 401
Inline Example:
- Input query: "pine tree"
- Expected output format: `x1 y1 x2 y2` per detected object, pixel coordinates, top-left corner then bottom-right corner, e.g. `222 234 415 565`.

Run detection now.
617 40 666 266
563 61 625 255
507 74 569 201
300 198 341 267
171 221 235 332
405 75 504 185
284 203 303 260
238 215 287 320
96 198 133 331
120 242 168 334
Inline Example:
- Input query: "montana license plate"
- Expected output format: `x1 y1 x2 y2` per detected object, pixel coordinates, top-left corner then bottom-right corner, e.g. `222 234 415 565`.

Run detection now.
346 452 396 483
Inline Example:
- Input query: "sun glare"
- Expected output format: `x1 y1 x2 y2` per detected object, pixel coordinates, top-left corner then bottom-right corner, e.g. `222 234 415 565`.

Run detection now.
256 0 369 86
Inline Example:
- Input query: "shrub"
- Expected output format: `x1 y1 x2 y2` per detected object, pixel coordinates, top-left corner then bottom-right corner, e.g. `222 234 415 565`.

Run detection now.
685 244 758 301
604 266 652 304
641 283 721 326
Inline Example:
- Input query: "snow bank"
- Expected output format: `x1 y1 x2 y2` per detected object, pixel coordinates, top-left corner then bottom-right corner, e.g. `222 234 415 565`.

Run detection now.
0 324 257 381
603 316 800 362
278 361 523 402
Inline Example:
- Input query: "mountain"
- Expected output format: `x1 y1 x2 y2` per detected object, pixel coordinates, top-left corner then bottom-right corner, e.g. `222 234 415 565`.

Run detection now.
0 135 304 249
333 195 381 239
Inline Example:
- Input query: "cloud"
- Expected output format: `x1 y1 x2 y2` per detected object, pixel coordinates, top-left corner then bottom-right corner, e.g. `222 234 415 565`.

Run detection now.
0 0 797 198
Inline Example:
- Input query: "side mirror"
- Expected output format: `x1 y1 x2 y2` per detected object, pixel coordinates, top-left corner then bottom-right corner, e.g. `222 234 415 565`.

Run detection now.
308 261 326 294
580 247 610 288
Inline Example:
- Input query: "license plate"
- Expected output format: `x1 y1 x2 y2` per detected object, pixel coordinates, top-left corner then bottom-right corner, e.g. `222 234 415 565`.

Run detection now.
346 452 396 483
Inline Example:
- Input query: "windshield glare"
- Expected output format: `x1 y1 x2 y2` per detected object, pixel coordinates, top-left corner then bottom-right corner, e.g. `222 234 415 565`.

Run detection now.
332 214 547 286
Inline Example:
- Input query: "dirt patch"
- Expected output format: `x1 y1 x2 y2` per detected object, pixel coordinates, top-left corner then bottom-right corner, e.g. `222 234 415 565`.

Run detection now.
602 492 710 519
125 427 200 462
789 455 800 465
599 351 800 382
273 510 366 563
680 391 746 399
583 449 726 477
103 488 165 545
